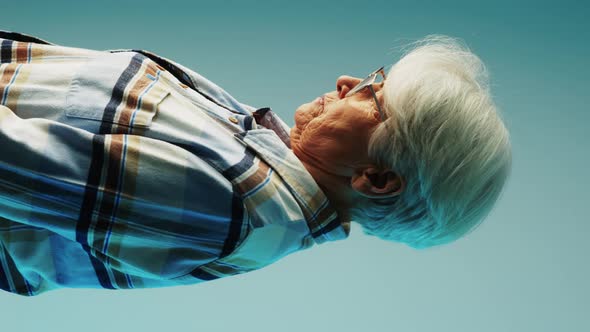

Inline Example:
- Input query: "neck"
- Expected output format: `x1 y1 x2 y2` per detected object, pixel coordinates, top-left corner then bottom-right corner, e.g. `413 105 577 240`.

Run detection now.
300 161 355 223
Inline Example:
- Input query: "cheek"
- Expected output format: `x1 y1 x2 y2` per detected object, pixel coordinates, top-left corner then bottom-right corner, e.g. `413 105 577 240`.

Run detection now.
316 120 372 157
299 120 345 152
291 111 324 152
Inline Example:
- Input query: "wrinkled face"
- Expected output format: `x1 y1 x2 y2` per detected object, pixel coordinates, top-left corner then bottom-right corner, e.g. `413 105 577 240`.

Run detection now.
290 75 385 177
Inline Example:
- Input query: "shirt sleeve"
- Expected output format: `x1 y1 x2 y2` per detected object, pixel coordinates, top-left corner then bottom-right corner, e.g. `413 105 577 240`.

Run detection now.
0 104 247 296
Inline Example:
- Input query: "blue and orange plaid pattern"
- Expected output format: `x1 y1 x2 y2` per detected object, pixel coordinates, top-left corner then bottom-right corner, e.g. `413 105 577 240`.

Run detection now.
0 31 349 296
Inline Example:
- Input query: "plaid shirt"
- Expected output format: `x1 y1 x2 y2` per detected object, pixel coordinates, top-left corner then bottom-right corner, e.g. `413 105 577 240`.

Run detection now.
0 31 350 296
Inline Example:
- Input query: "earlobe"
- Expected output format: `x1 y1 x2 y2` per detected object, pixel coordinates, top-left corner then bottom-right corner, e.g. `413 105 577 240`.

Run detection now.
350 167 405 198
372 110 381 122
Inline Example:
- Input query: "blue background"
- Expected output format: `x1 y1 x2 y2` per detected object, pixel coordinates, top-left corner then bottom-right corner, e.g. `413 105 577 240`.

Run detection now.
1 1 588 331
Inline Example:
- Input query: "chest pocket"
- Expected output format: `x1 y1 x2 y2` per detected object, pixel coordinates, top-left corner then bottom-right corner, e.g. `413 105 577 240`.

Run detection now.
65 52 170 129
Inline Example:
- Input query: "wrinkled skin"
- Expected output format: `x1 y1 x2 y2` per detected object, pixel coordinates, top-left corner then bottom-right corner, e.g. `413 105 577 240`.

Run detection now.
290 75 383 177
290 75 404 216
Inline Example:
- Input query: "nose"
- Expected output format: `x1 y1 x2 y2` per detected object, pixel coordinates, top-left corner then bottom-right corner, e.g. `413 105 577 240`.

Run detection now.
336 75 362 99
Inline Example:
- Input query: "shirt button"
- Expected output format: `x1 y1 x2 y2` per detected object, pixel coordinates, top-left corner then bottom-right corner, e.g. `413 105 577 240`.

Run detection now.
228 116 239 124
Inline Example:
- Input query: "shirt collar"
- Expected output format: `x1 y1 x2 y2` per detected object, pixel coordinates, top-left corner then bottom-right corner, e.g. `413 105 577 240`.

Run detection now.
234 109 350 244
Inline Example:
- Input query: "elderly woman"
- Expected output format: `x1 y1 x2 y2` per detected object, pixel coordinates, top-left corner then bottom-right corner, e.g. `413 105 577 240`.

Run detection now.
0 31 511 296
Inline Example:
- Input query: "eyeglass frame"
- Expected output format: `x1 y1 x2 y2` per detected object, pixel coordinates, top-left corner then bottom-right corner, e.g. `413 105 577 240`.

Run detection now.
344 66 386 121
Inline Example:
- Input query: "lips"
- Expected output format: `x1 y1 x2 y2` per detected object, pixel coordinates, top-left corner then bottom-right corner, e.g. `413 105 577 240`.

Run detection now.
314 96 324 105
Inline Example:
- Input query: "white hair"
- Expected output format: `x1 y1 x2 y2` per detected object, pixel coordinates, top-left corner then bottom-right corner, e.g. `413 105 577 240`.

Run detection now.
351 35 512 250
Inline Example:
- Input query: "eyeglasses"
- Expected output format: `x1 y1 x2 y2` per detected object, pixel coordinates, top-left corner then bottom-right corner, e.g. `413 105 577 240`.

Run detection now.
344 66 386 121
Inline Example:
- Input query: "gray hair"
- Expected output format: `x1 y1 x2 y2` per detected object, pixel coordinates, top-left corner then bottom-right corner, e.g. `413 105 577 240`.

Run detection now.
351 35 512 249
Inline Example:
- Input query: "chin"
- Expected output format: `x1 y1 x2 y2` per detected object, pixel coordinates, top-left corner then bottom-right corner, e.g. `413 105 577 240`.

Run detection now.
293 104 314 129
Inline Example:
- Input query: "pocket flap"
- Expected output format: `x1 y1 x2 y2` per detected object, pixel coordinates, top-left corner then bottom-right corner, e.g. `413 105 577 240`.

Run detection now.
65 53 170 128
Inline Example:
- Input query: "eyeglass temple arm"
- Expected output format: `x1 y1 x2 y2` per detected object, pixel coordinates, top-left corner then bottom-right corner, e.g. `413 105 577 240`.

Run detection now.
369 85 385 122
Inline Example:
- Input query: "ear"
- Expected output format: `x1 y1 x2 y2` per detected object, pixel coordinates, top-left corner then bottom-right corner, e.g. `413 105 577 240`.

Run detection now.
350 166 405 198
